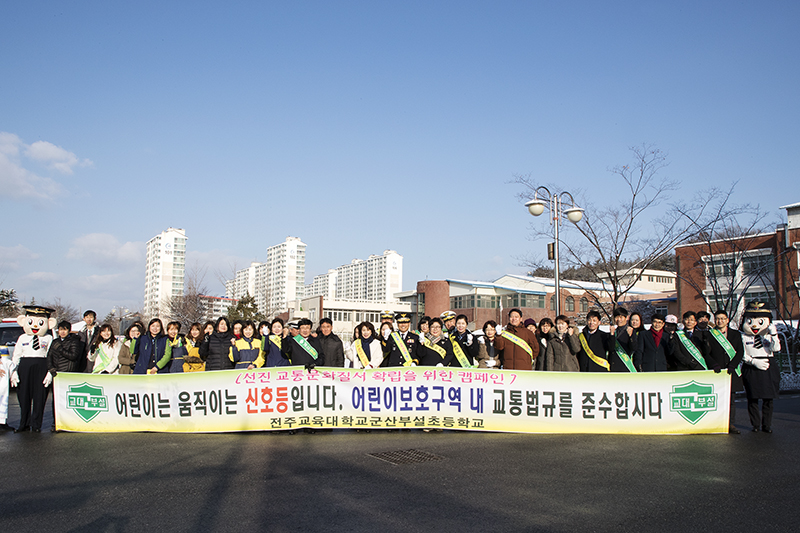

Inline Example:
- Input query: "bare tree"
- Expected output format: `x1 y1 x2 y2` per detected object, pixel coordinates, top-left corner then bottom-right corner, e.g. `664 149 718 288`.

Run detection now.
675 202 773 318
42 297 80 324
165 265 210 326
515 144 753 318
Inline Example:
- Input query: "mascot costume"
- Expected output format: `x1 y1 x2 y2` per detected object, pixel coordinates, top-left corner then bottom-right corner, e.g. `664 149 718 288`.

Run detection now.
740 302 781 433
11 305 56 432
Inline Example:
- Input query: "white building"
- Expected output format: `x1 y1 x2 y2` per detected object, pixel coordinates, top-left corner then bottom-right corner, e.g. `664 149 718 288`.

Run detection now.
144 227 187 318
305 250 403 303
199 295 238 322
300 295 412 340
226 236 307 316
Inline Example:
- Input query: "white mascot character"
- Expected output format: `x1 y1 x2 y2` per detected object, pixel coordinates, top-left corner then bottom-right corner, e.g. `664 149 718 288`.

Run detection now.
740 302 781 433
10 305 56 433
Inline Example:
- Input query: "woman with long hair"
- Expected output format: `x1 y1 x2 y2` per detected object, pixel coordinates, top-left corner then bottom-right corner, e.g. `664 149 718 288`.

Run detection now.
89 324 121 374
262 318 289 367
118 321 143 375
133 318 172 374
199 316 234 371
183 322 205 372
346 322 384 369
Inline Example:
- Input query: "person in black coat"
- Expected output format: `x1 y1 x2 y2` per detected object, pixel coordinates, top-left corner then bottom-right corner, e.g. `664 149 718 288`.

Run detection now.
47 321 85 375
609 307 636 372
578 311 613 372
317 318 344 368
282 318 325 368
445 314 479 368
705 310 745 434
382 312 422 367
670 311 709 370
634 313 671 372
199 316 235 371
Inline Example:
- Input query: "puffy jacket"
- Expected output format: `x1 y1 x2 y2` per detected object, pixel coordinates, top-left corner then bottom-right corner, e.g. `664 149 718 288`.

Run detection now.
133 333 172 374
494 323 539 370
47 333 85 374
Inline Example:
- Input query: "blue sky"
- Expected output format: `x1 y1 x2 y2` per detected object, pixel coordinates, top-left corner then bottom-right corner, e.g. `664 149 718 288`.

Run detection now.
1 1 797 317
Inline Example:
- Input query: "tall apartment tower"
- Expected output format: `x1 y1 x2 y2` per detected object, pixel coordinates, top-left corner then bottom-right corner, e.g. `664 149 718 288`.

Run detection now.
265 236 306 313
144 227 187 318
226 236 306 316
306 250 402 302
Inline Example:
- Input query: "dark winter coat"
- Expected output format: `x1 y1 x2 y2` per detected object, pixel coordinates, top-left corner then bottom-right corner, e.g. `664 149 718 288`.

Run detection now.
318 332 344 367
133 333 171 374
381 330 422 367
46 333 85 374
706 327 745 391
578 328 612 372
635 328 671 372
544 330 581 372
200 318 235 371
670 329 709 370
282 334 325 367
445 330 479 368
610 328 636 372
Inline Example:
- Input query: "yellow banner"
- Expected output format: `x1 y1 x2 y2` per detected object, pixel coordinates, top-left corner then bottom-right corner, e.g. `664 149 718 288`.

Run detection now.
53 367 730 434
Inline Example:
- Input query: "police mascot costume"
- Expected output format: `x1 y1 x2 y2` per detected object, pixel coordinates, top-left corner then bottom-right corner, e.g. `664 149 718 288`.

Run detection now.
740 302 781 433
10 305 56 432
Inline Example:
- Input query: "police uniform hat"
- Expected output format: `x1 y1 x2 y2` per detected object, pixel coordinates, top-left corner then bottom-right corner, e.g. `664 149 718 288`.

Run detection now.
380 310 394 321
286 321 299 329
440 310 456 322
23 305 55 318
395 312 411 323
743 301 772 319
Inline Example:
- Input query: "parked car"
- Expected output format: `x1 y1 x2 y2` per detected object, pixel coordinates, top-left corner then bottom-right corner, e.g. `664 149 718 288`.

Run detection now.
0 318 24 357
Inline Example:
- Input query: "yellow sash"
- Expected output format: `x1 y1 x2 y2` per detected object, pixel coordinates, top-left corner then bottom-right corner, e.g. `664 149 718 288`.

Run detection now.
579 332 610 371
355 338 371 368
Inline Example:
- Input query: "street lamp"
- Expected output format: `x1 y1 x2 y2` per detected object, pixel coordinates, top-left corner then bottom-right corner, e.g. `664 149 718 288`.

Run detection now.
525 187 584 317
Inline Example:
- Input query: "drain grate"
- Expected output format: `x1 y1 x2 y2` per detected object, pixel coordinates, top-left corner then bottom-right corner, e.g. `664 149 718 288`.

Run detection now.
368 449 444 465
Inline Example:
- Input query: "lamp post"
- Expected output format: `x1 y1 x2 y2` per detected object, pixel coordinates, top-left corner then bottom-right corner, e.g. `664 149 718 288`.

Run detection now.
525 187 584 317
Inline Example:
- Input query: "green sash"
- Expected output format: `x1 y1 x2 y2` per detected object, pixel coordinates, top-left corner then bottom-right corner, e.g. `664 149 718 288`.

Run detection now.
709 328 741 376
676 331 708 370
500 330 534 362
614 337 637 373
355 338 371 368
579 332 610 371
450 336 476 368
92 343 113 374
390 331 413 366
294 335 319 360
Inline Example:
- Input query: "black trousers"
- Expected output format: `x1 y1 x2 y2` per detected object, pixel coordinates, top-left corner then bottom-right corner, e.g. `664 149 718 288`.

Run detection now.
729 391 737 427
17 358 49 430
747 398 774 429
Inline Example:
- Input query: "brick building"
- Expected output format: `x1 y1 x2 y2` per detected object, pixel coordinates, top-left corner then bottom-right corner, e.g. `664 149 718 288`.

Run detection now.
675 202 800 322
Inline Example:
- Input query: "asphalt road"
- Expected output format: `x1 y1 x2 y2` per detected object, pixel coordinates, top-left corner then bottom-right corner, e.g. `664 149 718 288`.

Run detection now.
2 393 798 532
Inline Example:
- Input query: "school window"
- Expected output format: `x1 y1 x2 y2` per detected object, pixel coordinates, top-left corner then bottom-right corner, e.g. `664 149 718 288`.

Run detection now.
743 254 773 276
550 295 556 311
566 296 575 312
580 297 589 313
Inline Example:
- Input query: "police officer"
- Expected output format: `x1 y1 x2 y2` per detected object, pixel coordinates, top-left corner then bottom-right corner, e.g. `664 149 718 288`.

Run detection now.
382 312 422 367
440 310 456 335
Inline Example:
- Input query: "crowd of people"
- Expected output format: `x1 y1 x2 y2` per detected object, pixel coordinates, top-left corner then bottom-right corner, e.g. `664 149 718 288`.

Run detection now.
5 304 772 435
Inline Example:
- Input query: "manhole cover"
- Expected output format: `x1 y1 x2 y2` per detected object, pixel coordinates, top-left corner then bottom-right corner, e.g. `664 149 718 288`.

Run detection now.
368 449 444 465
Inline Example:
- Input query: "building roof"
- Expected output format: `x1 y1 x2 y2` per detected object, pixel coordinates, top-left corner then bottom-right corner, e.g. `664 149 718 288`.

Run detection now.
446 278 547 295
780 202 800 210
498 274 662 296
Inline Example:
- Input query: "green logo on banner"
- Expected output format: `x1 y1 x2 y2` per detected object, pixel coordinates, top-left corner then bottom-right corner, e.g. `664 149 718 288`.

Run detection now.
669 381 718 425
66 382 109 423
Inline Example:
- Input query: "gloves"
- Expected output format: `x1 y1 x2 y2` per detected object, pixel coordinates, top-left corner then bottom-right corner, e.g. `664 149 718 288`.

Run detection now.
751 358 770 371
712 366 722 374
43 372 53 387
10 371 19 386
486 360 497 367
478 336 485 345
304 363 316 371
768 324 777 336
436 363 444 367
